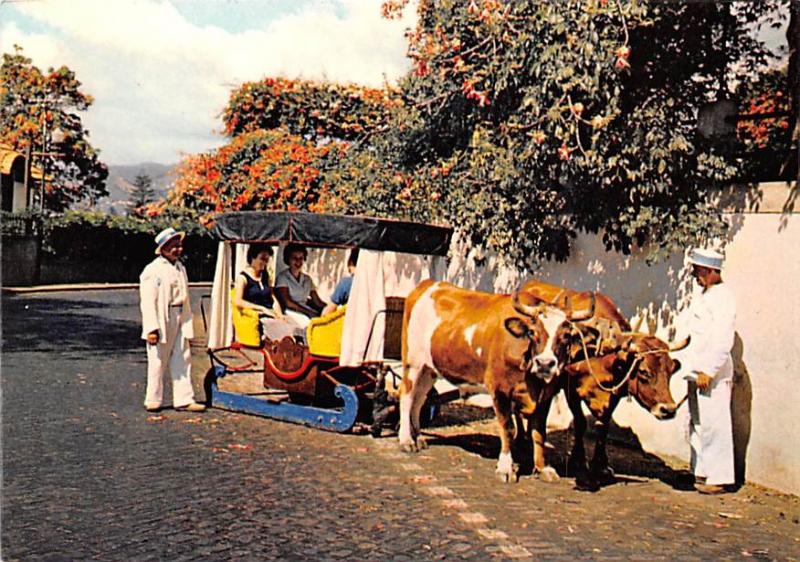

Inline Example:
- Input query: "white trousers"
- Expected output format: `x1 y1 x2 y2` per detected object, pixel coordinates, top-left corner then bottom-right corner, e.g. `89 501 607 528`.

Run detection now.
689 378 734 485
144 307 195 408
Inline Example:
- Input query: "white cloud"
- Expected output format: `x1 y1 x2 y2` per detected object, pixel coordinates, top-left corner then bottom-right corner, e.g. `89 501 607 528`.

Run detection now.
0 0 414 165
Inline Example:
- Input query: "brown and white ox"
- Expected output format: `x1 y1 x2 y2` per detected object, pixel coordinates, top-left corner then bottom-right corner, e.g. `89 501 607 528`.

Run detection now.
398 280 594 482
514 280 689 489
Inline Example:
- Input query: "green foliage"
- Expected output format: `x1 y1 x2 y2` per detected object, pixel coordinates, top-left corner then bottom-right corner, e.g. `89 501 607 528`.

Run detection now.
41 208 209 237
2 209 214 281
0 45 108 211
163 1 788 270
326 0 788 269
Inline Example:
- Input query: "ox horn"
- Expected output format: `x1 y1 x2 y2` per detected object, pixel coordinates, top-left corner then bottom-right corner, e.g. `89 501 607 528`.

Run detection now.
512 291 543 318
668 335 691 352
632 314 644 333
568 292 596 322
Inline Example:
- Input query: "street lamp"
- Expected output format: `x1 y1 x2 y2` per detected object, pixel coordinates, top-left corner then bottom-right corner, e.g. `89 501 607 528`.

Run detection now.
27 96 66 212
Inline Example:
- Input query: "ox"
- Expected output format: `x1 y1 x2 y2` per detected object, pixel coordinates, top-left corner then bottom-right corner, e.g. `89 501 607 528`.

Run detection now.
398 280 594 482
515 279 689 489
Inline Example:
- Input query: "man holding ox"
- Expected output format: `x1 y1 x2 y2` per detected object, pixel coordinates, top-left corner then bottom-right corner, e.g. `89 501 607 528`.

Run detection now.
398 247 736 495
684 248 737 495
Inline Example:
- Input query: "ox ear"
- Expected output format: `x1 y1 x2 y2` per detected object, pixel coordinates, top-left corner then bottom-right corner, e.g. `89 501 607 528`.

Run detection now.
504 317 530 339
671 359 682 374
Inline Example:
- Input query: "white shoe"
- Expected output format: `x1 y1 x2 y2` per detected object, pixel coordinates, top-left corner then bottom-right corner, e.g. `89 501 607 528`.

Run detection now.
175 402 206 412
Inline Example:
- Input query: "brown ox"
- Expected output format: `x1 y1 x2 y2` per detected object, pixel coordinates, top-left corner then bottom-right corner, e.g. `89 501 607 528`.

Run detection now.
515 280 688 488
398 280 593 482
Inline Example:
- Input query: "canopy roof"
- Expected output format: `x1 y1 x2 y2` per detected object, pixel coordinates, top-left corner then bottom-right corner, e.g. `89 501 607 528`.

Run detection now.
212 211 453 256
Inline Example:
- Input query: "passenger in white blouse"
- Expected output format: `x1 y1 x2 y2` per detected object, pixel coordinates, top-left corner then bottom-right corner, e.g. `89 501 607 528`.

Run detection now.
274 244 327 329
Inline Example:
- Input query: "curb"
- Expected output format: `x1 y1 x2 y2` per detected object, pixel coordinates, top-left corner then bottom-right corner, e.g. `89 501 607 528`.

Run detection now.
2 282 213 294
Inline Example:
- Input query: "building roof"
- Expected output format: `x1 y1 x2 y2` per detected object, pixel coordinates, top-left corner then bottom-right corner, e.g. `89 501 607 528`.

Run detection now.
0 145 25 176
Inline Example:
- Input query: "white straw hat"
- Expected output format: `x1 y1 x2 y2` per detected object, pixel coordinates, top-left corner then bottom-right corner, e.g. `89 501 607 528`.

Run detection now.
154 227 185 255
687 247 724 270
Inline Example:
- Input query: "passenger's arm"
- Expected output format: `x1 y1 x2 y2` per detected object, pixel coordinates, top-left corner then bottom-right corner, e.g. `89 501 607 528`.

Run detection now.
275 286 317 317
233 274 271 314
309 289 327 312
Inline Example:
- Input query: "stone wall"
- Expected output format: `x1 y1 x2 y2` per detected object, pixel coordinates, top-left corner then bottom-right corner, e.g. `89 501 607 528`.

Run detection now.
1 235 40 286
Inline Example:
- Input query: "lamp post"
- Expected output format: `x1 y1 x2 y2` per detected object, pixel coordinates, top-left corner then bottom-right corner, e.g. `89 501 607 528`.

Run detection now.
31 97 65 212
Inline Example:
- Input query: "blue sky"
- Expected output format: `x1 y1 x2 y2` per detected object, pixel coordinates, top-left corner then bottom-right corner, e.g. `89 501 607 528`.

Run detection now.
0 0 414 165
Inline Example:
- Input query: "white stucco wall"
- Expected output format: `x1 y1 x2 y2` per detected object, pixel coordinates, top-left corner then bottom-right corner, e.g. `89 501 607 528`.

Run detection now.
442 181 800 495
302 182 798 495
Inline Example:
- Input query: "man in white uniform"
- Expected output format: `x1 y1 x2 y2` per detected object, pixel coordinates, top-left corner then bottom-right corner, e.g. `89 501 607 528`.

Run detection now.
685 247 736 494
139 228 205 412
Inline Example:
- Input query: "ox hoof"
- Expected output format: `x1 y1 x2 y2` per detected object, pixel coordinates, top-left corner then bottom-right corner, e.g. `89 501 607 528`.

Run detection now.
567 457 588 476
536 466 560 483
399 441 419 453
575 474 600 492
495 465 519 483
416 436 429 450
593 466 615 484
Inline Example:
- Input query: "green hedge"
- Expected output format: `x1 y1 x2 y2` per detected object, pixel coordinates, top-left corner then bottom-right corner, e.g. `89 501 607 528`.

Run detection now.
2 210 217 283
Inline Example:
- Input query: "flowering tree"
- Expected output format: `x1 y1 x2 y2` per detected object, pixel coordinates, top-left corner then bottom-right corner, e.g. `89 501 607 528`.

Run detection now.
0 46 108 211
166 1 788 267
165 78 398 224
737 67 793 180
158 129 344 224
327 0 788 267
223 77 402 141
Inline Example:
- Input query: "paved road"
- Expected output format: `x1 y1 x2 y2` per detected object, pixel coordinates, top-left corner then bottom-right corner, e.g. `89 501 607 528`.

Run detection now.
2 290 799 561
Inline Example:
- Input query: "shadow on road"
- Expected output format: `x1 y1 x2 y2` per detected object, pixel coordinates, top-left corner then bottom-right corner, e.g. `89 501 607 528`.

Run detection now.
2 296 141 353
424 416 687 492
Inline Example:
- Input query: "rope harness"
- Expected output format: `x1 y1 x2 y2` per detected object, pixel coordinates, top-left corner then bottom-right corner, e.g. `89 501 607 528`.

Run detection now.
571 320 673 395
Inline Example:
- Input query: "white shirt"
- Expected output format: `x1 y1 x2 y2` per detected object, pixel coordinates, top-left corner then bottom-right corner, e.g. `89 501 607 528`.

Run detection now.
275 268 315 304
139 256 194 342
687 283 736 380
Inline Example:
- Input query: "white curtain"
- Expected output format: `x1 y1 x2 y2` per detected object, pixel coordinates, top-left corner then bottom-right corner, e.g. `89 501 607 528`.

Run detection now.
207 241 233 349
339 251 448 366
340 250 386 366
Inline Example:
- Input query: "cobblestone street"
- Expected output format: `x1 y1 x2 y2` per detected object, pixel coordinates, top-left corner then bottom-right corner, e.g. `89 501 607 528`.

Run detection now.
2 289 799 561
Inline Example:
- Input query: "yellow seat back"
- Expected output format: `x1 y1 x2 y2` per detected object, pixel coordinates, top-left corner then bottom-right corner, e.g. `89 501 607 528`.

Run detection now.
230 288 261 347
307 305 347 358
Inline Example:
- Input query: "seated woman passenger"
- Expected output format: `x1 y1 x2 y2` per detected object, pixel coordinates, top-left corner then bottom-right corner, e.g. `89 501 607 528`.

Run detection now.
274 243 327 329
233 244 276 316
233 244 296 342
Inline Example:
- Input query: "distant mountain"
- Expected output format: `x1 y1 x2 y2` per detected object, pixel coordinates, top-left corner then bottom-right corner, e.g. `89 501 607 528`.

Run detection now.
95 162 177 214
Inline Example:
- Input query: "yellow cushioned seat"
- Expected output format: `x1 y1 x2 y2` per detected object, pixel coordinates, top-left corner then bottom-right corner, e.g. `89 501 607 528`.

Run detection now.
307 305 347 358
231 288 261 347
